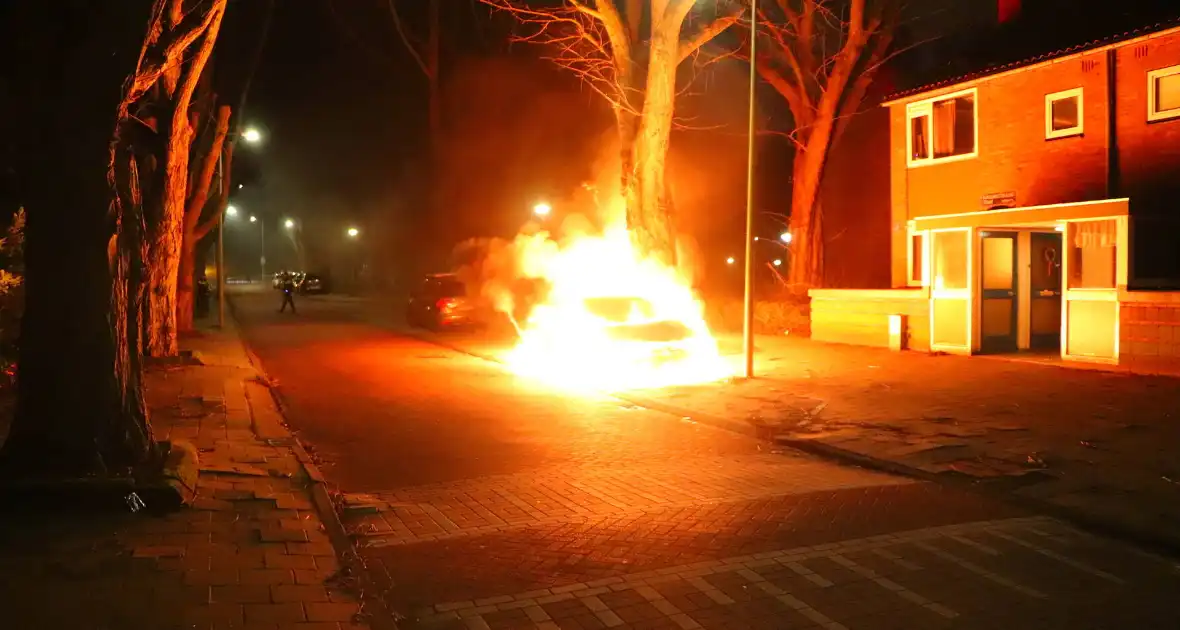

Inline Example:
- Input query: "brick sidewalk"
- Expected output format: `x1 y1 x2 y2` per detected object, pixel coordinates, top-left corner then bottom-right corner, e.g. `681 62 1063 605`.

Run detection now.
362 309 1180 552
627 334 1180 552
0 315 369 630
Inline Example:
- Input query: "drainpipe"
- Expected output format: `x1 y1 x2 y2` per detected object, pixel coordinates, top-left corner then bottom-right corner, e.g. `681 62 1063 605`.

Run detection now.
1106 48 1120 198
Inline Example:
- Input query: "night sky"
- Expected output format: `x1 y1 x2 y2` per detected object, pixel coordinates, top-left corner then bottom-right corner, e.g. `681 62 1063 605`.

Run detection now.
214 0 1180 287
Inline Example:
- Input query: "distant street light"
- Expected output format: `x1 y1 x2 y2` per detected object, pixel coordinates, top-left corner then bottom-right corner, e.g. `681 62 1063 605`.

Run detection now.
347 227 360 238
773 259 783 267
284 219 295 229
249 215 257 223
533 202 552 218
242 127 262 144
726 256 736 265
226 205 238 217
780 231 792 244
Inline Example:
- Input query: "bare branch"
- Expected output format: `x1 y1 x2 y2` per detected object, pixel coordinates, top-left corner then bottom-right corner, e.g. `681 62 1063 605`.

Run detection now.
388 0 431 76
678 7 742 63
124 3 223 105
185 105 230 232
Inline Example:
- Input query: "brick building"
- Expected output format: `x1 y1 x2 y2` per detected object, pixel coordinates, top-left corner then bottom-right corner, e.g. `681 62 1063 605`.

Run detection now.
812 8 1180 374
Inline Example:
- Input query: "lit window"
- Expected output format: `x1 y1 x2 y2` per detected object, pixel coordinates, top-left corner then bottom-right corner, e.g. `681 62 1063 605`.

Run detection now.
1148 65 1180 122
908 231 926 286
1045 88 1083 139
906 89 977 166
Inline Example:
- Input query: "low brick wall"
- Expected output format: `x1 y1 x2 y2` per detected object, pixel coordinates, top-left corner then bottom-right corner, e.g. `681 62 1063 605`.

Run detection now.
1118 292 1180 375
808 289 931 351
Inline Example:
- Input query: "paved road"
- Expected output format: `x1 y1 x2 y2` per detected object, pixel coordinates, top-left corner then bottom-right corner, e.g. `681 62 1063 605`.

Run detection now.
232 290 1180 630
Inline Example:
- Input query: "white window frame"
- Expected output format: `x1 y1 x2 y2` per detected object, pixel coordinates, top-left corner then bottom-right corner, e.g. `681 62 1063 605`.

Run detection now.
905 88 979 168
1147 65 1180 122
1045 88 1084 139
906 229 928 287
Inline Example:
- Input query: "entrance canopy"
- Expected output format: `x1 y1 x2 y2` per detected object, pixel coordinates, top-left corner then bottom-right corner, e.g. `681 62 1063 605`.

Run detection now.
912 198 1129 232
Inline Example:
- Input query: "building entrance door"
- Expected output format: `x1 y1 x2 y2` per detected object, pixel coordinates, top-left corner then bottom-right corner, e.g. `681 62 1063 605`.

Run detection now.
980 231 1018 353
1030 231 1063 350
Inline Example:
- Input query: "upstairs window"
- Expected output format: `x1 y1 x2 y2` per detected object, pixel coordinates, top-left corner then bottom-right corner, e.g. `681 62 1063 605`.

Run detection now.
1148 65 1180 122
907 89 977 167
1045 88 1083 139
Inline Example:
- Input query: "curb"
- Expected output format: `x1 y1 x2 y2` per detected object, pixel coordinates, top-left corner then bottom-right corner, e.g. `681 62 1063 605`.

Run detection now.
225 295 401 630
404 326 1180 560
777 437 1180 560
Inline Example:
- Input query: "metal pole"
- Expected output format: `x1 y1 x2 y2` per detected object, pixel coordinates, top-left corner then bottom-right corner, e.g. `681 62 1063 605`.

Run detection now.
742 0 758 379
217 151 226 328
260 220 266 281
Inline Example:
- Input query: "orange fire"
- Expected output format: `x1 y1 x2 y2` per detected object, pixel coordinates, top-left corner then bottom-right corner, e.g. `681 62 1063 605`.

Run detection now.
495 200 731 392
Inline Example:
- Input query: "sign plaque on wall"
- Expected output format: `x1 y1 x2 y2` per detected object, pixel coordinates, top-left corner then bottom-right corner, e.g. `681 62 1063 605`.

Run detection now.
982 191 1016 208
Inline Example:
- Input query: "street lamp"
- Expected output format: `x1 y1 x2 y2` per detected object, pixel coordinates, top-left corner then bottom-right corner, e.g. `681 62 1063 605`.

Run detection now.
726 256 736 265
742 0 759 380
249 215 257 223
533 202 552 218
347 227 360 238
780 231 792 244
284 219 295 229
217 125 266 328
773 258 782 267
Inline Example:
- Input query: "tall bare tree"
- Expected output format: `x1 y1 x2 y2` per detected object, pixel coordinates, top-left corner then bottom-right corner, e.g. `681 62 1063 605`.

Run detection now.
483 0 742 263
0 0 227 477
756 0 900 289
138 0 227 356
177 0 275 332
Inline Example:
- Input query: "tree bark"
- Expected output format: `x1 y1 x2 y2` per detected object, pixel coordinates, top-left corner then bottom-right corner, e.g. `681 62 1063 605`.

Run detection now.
143 0 226 357
624 0 696 265
178 104 230 333
0 0 160 478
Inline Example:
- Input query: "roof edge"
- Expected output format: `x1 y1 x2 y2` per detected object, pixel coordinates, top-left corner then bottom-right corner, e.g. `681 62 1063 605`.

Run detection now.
882 19 1180 108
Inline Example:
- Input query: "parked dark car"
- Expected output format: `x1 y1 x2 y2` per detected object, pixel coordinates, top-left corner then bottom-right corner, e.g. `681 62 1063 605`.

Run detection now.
406 273 482 330
299 273 329 294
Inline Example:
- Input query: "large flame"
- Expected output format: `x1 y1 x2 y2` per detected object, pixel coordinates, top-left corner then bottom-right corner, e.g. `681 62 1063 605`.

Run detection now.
494 198 731 392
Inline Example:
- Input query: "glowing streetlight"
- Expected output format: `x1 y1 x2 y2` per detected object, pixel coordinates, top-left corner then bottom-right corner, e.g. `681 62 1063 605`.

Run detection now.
226 205 238 217
347 227 359 238
249 215 257 223
533 202 552 218
726 256 736 265
242 127 262 144
780 231 792 244
773 258 783 266
284 219 295 229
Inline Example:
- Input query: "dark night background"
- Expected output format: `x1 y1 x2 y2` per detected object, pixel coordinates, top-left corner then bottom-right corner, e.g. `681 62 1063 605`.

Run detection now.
6 0 1178 292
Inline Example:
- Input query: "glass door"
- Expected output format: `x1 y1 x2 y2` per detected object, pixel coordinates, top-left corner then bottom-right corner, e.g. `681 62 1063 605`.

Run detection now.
980 232 1018 353
929 229 971 353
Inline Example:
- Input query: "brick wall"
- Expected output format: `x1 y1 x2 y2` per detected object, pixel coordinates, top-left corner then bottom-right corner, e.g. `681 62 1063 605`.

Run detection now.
809 290 930 351
891 48 1111 220
1119 296 1180 374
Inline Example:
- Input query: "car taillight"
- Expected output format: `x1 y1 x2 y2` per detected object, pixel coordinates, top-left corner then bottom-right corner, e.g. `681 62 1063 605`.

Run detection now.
436 298 458 313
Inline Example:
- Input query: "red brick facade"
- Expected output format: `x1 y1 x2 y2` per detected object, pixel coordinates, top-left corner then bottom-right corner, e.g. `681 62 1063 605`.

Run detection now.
887 27 1180 287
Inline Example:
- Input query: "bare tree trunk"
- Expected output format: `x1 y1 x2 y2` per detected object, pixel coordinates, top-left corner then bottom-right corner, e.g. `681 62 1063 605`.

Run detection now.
0 0 159 478
626 9 691 265
177 105 230 333
142 0 226 356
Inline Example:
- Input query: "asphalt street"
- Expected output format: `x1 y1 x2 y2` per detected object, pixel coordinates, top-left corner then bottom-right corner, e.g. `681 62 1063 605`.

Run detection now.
232 288 1180 630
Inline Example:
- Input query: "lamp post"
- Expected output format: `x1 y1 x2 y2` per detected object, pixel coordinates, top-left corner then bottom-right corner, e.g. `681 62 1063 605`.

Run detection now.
742 0 759 379
248 215 265 281
216 125 264 327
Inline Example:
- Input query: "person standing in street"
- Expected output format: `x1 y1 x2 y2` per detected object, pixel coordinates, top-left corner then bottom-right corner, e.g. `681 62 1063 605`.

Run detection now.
279 275 297 314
